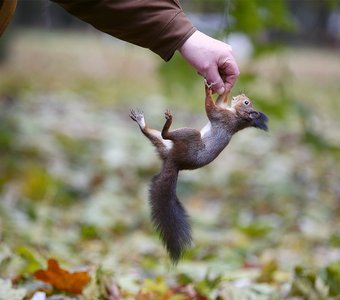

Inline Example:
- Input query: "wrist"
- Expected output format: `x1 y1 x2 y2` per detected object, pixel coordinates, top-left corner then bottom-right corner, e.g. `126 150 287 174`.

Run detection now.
178 30 205 56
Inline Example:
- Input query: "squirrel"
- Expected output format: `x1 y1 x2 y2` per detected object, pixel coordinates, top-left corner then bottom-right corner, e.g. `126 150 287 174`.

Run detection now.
130 85 268 263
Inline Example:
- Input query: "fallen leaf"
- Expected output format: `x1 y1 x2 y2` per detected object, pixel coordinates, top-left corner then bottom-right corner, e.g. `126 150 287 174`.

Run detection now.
16 246 44 273
320 260 340 296
31 291 46 300
137 278 190 300
83 267 120 300
257 259 278 283
33 258 90 294
0 279 26 300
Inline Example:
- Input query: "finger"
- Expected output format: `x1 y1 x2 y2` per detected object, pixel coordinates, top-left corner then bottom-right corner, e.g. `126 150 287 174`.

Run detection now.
204 66 225 95
224 73 239 94
218 57 240 93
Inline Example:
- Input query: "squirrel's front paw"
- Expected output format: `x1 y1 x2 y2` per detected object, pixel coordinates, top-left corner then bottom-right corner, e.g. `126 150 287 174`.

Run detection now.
164 109 173 121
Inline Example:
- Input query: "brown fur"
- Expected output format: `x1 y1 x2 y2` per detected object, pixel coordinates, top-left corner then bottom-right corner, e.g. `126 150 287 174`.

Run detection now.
130 86 268 263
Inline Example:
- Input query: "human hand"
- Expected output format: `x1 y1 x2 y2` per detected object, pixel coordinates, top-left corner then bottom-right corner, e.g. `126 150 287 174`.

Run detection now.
178 30 239 95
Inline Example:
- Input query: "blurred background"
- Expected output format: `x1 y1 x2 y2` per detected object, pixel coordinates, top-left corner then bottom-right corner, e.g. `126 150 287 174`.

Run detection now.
0 0 340 299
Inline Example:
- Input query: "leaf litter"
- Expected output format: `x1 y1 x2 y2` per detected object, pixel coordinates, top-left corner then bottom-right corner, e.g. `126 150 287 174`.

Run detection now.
1 32 340 299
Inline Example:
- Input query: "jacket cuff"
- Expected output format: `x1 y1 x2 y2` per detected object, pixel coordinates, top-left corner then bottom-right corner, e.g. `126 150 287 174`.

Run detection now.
150 11 196 61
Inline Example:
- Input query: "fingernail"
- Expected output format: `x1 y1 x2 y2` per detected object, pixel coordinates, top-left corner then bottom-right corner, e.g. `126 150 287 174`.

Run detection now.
217 87 225 95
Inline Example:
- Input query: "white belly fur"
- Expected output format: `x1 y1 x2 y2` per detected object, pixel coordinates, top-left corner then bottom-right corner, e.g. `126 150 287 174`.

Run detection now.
200 122 211 138
154 130 174 150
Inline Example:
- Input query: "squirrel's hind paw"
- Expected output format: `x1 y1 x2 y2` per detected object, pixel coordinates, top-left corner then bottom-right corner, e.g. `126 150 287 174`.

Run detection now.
130 109 145 128
130 109 143 120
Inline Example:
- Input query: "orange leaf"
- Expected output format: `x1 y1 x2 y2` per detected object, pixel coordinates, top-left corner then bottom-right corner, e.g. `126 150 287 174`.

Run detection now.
33 258 90 294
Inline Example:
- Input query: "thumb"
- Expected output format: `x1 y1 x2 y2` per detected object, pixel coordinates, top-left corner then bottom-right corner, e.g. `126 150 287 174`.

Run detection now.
205 67 225 95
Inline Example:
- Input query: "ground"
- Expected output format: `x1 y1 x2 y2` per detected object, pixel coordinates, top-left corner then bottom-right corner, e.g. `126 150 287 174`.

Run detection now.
0 30 339 300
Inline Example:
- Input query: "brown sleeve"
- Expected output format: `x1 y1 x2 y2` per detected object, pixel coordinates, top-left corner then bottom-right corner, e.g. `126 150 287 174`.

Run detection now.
51 0 196 61
0 0 17 36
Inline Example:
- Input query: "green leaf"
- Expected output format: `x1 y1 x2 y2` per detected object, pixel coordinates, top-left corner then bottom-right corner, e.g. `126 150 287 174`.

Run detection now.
330 234 340 247
195 273 222 297
289 266 330 299
320 261 340 296
15 246 44 274
237 222 272 238
20 166 58 202
80 223 101 240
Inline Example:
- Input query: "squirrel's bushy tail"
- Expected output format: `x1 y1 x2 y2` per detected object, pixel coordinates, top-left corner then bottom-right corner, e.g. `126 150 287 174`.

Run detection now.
149 161 192 263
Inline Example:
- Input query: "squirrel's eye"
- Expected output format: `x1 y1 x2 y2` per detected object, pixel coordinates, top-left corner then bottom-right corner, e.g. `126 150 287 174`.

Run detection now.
244 100 250 106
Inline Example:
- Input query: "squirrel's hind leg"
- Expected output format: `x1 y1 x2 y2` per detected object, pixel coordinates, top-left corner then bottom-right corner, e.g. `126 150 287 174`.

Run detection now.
130 109 172 158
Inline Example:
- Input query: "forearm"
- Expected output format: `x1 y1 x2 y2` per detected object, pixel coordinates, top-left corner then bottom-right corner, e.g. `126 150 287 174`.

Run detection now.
51 0 196 61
